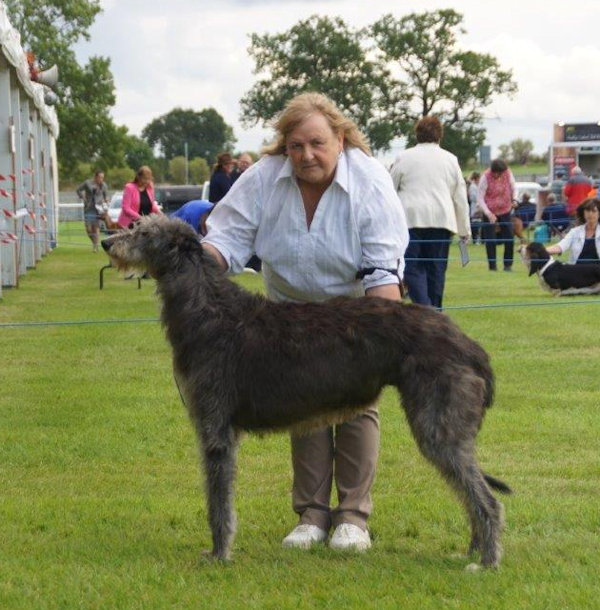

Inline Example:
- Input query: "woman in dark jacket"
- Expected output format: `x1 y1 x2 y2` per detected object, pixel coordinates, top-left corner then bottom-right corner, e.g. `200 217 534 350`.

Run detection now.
209 152 235 204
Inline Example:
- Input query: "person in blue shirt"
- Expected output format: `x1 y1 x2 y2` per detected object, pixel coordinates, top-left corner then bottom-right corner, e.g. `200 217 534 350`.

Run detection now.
171 199 214 235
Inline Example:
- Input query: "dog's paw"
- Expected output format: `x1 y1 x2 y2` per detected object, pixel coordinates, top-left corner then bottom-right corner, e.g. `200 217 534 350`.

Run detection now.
465 562 481 572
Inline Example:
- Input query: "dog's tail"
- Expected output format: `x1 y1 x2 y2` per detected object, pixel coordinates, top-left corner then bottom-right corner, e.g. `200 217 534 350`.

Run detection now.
484 473 512 494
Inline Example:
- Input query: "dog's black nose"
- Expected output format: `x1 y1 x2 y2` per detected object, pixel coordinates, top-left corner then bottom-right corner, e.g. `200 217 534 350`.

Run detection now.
101 239 111 252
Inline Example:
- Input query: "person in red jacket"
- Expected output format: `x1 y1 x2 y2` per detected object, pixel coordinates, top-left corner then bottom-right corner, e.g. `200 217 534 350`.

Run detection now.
563 166 592 217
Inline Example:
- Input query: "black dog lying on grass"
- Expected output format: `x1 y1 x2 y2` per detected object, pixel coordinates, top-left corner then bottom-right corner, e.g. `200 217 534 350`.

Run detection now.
521 242 600 295
102 216 511 570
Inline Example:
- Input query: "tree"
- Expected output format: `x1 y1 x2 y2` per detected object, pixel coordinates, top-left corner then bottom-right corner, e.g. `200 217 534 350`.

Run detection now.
371 10 517 164
511 139 534 165
105 166 133 190
124 135 155 171
239 15 405 153
167 156 210 184
498 139 535 165
497 143 511 161
189 157 210 184
168 156 187 184
4 1 126 177
142 108 236 164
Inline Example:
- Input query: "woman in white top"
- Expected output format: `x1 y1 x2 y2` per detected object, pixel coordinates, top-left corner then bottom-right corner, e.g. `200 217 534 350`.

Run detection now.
390 116 470 307
202 92 408 552
546 198 600 264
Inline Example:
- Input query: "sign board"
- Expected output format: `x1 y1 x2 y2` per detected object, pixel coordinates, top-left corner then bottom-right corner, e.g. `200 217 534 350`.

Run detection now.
478 145 491 167
553 155 575 180
563 123 600 143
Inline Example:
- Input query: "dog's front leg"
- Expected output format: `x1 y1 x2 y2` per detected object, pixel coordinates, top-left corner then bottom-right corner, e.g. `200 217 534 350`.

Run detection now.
201 427 239 561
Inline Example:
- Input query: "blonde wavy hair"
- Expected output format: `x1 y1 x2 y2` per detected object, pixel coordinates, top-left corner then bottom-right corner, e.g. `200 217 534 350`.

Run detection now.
261 92 371 156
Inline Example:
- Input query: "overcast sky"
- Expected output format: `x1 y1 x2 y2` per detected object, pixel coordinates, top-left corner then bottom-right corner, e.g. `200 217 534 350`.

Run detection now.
74 0 600 162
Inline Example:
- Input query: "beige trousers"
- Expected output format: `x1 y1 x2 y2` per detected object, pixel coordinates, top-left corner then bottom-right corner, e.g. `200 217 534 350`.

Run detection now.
290 405 379 532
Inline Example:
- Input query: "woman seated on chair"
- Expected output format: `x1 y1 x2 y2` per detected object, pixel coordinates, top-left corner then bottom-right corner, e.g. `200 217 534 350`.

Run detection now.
545 198 600 264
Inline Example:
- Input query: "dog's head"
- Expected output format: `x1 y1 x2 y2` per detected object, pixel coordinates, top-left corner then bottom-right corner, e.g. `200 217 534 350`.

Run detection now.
522 242 551 276
101 215 203 278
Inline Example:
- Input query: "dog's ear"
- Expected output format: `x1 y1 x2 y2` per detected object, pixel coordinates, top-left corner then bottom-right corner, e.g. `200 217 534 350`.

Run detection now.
528 249 545 275
525 242 548 276
169 220 202 252
178 231 202 253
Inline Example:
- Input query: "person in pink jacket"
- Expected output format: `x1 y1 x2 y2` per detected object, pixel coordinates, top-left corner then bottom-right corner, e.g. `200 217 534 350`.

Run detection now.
118 166 162 228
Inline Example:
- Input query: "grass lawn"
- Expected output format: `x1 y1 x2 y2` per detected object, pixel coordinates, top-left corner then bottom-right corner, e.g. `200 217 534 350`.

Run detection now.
1 222 599 609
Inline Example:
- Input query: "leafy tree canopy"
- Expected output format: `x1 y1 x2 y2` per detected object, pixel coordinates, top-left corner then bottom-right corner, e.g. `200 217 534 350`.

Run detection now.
498 138 535 165
123 135 155 171
141 108 236 164
240 15 404 153
241 11 517 163
4 0 127 176
371 9 517 163
166 156 209 185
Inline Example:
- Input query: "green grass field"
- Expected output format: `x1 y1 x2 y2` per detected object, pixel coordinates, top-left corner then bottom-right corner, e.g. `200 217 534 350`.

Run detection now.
1 222 599 609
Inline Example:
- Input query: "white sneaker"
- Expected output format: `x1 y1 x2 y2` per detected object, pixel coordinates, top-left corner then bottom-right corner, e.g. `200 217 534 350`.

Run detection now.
282 524 328 549
329 523 371 551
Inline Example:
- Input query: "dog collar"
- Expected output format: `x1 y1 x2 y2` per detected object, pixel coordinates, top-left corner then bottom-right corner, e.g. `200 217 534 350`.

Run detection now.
539 259 556 276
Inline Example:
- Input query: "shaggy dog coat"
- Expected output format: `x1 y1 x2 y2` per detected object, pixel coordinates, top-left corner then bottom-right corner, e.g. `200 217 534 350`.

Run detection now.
102 216 510 569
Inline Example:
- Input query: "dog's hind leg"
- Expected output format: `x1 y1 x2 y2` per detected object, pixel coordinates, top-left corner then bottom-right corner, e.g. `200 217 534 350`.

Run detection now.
400 376 503 568
450 454 503 569
416 438 503 568
200 425 239 561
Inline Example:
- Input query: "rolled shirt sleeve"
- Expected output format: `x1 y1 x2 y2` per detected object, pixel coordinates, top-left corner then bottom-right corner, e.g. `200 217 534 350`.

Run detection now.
356 172 409 290
202 167 261 274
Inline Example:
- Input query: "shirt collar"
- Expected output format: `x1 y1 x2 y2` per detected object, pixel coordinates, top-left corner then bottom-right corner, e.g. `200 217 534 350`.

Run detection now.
540 259 556 275
275 156 294 181
335 150 349 193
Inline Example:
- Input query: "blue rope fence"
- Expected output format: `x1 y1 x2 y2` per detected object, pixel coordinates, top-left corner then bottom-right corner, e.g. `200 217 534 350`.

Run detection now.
2 298 600 329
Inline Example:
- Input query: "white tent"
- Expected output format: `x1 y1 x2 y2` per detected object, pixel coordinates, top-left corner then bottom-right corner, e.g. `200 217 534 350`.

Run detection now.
0 1 59 290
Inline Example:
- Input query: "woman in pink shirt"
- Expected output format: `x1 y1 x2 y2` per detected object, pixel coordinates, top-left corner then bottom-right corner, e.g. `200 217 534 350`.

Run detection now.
477 159 517 271
118 165 162 229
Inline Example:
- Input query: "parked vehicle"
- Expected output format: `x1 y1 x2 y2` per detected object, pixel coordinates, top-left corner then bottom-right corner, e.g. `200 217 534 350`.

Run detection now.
155 182 210 214
107 191 123 225
98 191 122 233
515 181 542 204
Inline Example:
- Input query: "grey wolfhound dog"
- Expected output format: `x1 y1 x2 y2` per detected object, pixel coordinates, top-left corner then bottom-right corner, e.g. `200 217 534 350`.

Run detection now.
102 215 511 569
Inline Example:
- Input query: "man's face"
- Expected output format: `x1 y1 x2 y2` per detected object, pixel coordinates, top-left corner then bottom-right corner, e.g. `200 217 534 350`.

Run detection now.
94 173 105 185
237 154 252 172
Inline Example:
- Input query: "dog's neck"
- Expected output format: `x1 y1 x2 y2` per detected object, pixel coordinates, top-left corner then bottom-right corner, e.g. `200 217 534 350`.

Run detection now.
157 253 258 342
539 258 556 276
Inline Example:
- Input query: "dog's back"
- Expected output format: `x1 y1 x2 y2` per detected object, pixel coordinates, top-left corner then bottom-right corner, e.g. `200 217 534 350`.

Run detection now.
545 261 600 290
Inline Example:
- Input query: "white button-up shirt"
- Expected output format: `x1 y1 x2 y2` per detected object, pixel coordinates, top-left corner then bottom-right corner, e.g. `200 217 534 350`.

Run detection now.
203 148 408 303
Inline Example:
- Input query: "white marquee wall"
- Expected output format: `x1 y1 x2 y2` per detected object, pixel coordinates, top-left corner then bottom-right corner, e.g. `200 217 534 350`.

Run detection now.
0 2 59 294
